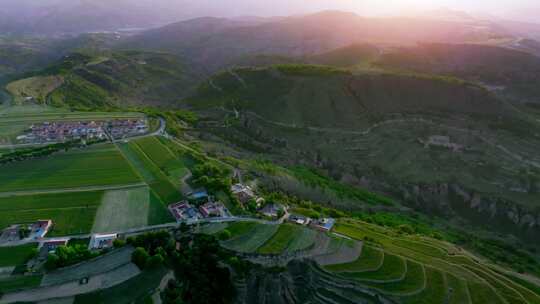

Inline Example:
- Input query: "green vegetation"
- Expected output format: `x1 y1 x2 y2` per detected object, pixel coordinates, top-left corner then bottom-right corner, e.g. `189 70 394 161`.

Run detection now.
340 252 406 281
45 244 99 270
0 243 37 267
35 51 203 110
274 64 351 76
0 145 141 192
257 224 315 255
6 75 64 104
325 245 383 272
363 260 425 295
119 140 181 204
0 139 105 165
74 267 168 304
401 267 447 304
0 191 104 236
92 186 161 233
0 275 42 294
289 166 393 206
222 223 279 253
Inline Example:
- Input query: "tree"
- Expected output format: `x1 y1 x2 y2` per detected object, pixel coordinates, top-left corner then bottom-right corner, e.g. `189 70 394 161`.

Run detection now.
147 254 165 268
217 229 232 241
44 253 59 270
132 247 150 269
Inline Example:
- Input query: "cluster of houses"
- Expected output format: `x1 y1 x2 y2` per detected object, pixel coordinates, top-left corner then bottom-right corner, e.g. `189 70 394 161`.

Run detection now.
168 189 232 223
288 215 336 232
107 119 148 140
0 219 53 244
16 118 148 144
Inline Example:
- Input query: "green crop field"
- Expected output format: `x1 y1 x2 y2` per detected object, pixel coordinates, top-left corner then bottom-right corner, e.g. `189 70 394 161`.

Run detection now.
226 222 258 238
257 224 316 255
0 243 37 267
446 273 472 304
363 260 425 295
0 191 104 235
118 141 182 204
92 186 152 233
468 281 505 304
0 145 141 192
325 245 384 273
401 267 447 304
222 223 279 253
147 190 174 225
257 224 299 255
322 219 540 304
133 137 186 175
339 252 406 282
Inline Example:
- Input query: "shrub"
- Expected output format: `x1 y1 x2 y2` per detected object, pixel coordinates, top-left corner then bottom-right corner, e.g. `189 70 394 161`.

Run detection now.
132 247 150 269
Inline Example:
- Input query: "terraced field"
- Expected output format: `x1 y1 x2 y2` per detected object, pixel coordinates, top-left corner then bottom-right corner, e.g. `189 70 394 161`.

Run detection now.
257 224 317 255
319 220 540 304
0 144 141 192
222 223 279 253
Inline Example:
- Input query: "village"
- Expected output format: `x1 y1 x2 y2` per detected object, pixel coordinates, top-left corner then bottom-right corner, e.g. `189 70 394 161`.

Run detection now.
168 183 335 232
15 118 149 144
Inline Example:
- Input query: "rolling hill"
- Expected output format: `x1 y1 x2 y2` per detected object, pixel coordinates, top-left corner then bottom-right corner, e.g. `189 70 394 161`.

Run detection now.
123 11 519 72
185 64 540 244
6 50 203 109
376 43 540 103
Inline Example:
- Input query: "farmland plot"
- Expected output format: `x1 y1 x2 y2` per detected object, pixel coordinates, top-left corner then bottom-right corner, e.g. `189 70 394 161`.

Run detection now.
0 145 141 192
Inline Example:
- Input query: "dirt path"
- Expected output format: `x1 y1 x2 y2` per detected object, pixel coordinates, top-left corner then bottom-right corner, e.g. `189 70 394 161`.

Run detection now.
151 271 174 304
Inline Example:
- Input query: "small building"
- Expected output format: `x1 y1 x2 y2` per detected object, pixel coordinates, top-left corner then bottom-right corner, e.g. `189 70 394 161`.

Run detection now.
311 218 336 232
30 220 53 239
169 201 201 222
231 184 255 204
89 233 117 250
199 202 223 218
289 214 311 226
188 188 209 201
40 238 69 253
259 203 283 218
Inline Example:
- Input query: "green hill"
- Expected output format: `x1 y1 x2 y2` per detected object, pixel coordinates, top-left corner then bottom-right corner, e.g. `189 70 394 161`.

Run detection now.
376 43 540 103
185 64 540 244
7 50 203 110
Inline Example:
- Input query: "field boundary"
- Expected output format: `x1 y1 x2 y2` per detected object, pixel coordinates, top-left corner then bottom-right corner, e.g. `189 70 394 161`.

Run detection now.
0 182 147 198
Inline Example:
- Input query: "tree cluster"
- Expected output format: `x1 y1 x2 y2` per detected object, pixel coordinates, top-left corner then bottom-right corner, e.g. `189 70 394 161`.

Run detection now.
45 244 99 270
163 234 235 304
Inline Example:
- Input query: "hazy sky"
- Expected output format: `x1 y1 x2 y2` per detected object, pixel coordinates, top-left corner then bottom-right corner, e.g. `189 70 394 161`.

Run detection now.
194 0 539 21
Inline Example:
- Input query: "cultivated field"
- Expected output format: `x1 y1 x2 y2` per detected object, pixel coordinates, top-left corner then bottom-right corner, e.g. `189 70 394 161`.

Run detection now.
117 138 183 204
318 220 540 304
91 186 150 233
0 191 103 236
0 144 141 192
